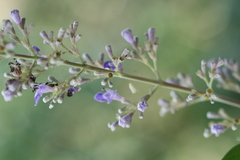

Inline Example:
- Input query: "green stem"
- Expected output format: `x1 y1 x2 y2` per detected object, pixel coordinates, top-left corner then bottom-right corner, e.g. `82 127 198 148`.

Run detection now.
1 52 240 108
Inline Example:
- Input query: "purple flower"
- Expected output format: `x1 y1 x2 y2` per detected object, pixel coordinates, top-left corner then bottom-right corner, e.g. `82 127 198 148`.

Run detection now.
94 88 124 104
9 9 21 24
34 83 58 106
103 61 123 71
121 29 135 44
103 61 116 70
118 112 134 128
32 46 40 52
1 90 15 101
137 101 149 112
67 86 81 97
210 124 226 136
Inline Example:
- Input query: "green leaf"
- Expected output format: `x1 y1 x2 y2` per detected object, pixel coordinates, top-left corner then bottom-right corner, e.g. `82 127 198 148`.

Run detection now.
222 144 240 160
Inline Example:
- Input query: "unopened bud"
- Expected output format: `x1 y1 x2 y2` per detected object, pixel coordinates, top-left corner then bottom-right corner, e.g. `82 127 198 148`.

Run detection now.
75 34 82 42
108 80 113 88
73 21 79 32
186 94 197 102
206 112 221 119
101 78 108 86
48 76 59 83
5 42 16 50
203 129 211 138
43 94 53 103
49 103 54 109
69 67 81 74
139 112 144 119
70 79 77 86
232 124 237 131
105 45 113 59
121 48 130 57
218 109 229 118
48 31 54 41
40 31 50 43
57 27 65 40
57 94 64 104
108 121 119 132
129 83 137 94
148 28 155 42
82 53 94 65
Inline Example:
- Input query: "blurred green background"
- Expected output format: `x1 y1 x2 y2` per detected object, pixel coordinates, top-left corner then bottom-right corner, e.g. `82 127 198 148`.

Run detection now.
0 0 240 159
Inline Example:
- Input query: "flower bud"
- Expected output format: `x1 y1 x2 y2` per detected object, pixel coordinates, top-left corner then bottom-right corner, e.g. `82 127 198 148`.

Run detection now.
108 121 119 131
40 31 50 43
129 83 137 94
73 21 79 32
48 76 59 83
43 94 53 103
105 45 113 59
121 29 134 44
57 27 65 40
69 67 81 74
148 28 155 42
82 53 94 65
9 9 21 24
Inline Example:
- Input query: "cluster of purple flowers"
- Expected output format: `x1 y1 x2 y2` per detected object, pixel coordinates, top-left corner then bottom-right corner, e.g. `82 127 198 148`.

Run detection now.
94 88 149 130
2 9 239 137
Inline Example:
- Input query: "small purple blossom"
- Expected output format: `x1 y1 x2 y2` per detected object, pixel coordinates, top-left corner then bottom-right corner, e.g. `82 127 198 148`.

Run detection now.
210 124 226 136
9 9 21 24
1 90 15 101
103 61 116 70
94 88 125 104
67 86 81 97
137 101 149 112
34 83 58 106
32 46 40 52
103 61 123 71
121 29 135 44
118 112 134 128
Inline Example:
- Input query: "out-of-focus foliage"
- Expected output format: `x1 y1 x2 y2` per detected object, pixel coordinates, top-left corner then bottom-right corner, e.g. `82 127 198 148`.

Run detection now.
222 143 240 160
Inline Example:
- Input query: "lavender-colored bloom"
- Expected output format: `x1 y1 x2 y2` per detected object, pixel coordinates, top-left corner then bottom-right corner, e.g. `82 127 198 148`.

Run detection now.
32 46 40 52
121 29 135 44
118 112 134 128
210 124 226 136
94 88 124 104
67 86 80 97
137 101 149 112
1 90 15 101
103 61 123 71
103 61 116 70
9 10 21 24
34 83 58 106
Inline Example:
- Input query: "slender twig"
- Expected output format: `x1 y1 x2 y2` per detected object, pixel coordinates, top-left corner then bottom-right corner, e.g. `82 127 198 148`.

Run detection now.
1 52 240 108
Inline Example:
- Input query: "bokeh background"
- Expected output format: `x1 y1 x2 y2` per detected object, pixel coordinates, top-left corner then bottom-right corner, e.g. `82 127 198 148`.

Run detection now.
0 0 240 159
